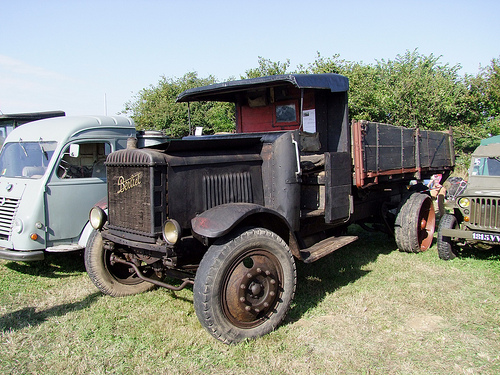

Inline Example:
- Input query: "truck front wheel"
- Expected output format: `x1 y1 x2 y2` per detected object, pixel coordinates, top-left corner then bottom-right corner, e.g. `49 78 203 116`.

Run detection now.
84 230 156 297
193 227 297 344
437 214 459 260
395 193 436 252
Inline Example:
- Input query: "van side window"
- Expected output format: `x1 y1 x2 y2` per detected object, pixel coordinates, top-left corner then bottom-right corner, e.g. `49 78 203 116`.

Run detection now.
57 142 110 179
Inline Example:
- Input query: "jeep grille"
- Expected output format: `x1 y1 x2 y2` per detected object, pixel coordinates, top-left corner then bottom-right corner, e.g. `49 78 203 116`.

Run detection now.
469 197 500 230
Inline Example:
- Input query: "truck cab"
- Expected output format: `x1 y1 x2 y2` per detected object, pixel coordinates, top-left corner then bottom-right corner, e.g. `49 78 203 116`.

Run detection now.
0 115 151 261
437 136 500 259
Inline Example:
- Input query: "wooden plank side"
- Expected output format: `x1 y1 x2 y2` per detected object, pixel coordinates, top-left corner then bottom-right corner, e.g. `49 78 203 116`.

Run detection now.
356 121 454 187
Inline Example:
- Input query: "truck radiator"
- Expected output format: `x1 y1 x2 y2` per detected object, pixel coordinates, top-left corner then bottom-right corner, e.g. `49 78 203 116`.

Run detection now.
0 197 20 240
107 165 167 240
203 172 253 210
469 198 500 229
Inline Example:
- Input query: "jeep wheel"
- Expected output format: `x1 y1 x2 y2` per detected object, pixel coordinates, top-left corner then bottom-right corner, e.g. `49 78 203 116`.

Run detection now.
84 230 156 297
395 193 436 252
193 227 297 344
437 214 459 260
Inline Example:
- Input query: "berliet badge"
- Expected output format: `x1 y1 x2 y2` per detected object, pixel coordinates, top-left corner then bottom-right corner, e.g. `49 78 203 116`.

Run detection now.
116 172 142 194
6 183 13 192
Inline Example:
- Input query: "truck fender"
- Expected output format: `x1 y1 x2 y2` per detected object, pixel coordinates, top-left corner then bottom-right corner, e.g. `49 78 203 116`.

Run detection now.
191 203 291 240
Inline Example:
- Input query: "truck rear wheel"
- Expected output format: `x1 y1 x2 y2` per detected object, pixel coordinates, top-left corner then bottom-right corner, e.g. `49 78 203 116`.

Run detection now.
437 214 459 260
395 193 436 252
84 230 156 297
193 227 297 344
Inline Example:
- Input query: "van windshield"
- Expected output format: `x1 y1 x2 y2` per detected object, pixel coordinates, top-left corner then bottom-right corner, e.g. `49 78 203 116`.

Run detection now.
0 141 58 179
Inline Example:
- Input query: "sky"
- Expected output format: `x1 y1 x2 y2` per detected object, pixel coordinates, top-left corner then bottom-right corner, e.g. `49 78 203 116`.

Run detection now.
1 0 499 117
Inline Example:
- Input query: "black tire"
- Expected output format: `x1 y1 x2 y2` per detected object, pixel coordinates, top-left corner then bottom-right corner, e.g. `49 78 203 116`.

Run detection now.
437 214 459 260
193 227 297 344
84 230 156 297
395 193 436 253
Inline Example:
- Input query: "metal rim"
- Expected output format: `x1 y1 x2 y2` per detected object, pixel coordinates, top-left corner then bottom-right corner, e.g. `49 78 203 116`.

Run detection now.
221 248 283 329
418 197 436 250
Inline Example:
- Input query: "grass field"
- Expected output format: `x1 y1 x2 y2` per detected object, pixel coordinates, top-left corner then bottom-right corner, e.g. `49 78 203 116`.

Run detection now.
1 226 499 375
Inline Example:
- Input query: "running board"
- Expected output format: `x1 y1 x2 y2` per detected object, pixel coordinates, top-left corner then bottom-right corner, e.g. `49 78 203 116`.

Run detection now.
300 235 358 264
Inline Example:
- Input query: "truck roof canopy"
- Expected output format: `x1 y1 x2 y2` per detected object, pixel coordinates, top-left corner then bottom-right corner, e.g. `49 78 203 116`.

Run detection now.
176 73 349 103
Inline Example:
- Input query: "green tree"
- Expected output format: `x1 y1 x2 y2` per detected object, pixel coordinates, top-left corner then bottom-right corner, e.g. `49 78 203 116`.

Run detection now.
463 57 500 147
122 72 235 137
243 56 291 78
122 53 500 155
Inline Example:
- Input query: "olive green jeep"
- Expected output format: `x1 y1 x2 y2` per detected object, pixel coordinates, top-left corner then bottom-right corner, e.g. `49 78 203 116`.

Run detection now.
437 137 500 259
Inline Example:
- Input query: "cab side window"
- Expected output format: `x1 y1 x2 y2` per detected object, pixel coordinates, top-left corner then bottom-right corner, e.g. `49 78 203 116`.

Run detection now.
57 142 110 179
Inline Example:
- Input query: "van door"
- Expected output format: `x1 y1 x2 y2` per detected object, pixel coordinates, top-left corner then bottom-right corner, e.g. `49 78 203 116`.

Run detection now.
44 141 111 248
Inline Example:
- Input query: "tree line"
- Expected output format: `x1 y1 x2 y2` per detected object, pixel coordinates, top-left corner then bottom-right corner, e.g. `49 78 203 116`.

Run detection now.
121 50 500 157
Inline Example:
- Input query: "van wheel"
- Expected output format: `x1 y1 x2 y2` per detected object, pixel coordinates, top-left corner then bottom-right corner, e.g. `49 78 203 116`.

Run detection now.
437 214 459 260
84 230 155 297
395 193 436 252
193 227 297 344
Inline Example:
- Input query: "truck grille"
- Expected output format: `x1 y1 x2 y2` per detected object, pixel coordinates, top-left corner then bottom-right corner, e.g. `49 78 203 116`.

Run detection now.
469 197 500 229
107 164 167 241
0 197 20 240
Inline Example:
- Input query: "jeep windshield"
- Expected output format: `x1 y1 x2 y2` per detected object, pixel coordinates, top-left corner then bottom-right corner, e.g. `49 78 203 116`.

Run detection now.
0 140 57 179
470 156 500 176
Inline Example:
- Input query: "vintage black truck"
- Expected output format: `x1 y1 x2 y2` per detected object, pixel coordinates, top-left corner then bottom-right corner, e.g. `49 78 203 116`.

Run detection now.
86 74 454 343
437 136 500 259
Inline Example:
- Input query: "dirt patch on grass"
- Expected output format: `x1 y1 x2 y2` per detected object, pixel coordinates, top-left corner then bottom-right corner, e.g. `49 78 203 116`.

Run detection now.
405 314 444 332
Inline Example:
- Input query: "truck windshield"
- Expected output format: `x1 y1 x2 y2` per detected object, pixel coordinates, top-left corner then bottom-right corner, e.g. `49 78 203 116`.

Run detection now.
0 141 58 179
470 157 500 176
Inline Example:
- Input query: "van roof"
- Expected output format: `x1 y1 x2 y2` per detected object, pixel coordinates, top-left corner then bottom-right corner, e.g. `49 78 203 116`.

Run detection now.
3 116 135 143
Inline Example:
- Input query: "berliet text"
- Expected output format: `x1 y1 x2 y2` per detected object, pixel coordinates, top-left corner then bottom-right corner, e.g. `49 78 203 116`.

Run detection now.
116 172 142 194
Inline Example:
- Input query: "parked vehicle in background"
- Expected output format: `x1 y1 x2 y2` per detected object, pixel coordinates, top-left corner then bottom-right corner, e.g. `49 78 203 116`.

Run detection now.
86 74 455 343
437 135 500 260
0 111 65 146
0 115 168 262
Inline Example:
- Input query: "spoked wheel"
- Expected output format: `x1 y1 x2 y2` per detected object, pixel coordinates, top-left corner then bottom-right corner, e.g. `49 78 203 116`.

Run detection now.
84 230 156 297
193 227 296 344
395 193 436 253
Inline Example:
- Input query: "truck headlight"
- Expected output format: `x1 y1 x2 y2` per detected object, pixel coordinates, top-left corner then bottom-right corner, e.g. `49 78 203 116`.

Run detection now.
162 219 181 245
89 206 107 230
458 197 470 208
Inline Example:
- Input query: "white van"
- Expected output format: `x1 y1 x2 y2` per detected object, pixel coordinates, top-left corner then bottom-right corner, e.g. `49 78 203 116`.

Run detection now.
0 115 165 261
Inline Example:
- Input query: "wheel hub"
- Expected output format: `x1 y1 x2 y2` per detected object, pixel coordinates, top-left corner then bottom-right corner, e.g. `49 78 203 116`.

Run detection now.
222 251 282 328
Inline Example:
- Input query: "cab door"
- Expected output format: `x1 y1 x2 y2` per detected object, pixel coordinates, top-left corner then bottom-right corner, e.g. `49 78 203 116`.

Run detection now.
44 141 111 246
